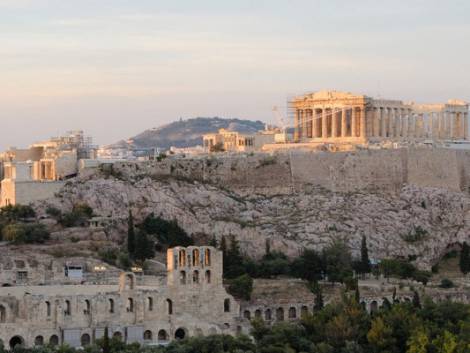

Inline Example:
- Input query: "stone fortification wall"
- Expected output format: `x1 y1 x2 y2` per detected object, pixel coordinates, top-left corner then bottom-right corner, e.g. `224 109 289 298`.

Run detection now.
109 147 470 195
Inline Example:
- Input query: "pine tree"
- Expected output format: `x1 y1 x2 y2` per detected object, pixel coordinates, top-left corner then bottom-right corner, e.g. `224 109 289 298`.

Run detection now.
355 284 361 303
359 235 371 275
412 290 421 309
102 327 110 353
134 230 155 263
127 210 136 256
313 284 324 311
460 242 470 274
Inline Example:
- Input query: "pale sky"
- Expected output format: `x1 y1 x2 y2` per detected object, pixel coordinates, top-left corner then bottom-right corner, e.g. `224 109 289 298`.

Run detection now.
1 0 469 149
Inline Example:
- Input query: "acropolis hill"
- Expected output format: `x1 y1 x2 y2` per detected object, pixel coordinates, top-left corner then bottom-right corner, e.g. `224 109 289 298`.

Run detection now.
40 146 470 270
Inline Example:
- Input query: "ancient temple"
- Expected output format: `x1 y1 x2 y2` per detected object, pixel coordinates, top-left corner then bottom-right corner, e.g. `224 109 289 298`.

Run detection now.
290 91 469 143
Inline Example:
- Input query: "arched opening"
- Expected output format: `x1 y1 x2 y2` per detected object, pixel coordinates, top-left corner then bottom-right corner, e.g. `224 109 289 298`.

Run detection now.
224 299 230 312
119 272 136 291
360 301 366 310
255 309 262 318
158 330 169 342
34 336 44 346
9 336 24 349
179 250 186 267
166 299 173 315
127 298 134 312
49 335 59 346
205 249 211 266
84 300 91 315
143 330 152 341
148 297 153 311
288 307 297 319
370 301 378 312
109 298 114 313
276 307 284 321
265 309 272 321
45 301 51 317
193 270 199 284
205 270 211 284
180 271 186 285
65 300 71 316
174 328 186 340
113 332 122 340
192 249 200 266
0 305 5 322
301 306 308 317
243 310 251 319
81 333 91 347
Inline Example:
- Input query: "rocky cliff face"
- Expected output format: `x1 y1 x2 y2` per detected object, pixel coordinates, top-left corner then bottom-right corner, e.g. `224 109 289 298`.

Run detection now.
42 149 470 269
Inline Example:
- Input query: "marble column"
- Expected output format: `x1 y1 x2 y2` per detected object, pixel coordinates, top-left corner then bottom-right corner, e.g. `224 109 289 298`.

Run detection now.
351 108 357 137
312 109 318 138
380 108 386 138
341 108 347 138
388 108 394 137
322 108 328 138
374 107 380 138
332 108 338 138
360 107 366 139
402 110 408 139
464 112 469 140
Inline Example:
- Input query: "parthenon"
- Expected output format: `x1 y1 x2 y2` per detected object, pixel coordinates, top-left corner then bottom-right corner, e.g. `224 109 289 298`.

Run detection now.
291 91 469 143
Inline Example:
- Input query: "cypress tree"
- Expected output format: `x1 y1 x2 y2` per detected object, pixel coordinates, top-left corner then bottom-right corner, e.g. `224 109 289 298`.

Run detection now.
412 290 421 309
460 242 470 274
355 283 361 303
313 283 324 311
134 230 155 263
360 235 371 274
127 210 136 256
102 327 110 353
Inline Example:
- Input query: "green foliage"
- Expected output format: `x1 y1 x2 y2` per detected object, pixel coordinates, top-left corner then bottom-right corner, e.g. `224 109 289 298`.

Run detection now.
140 214 193 248
357 235 371 274
402 226 428 243
45 206 62 219
2 222 49 244
439 278 455 289
460 242 470 274
0 204 35 221
134 230 155 263
127 210 136 255
323 241 353 283
290 249 324 282
60 203 94 227
379 259 431 284
227 274 253 300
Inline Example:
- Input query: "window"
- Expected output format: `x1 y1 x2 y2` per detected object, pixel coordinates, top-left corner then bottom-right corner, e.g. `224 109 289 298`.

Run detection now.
193 270 199 284
64 300 71 316
0 305 5 322
49 335 59 346
255 309 262 318
148 297 153 311
180 271 186 285
46 301 51 317
80 334 91 347
192 249 200 266
276 307 284 321
84 300 91 315
301 306 309 318
34 336 44 346
204 249 211 266
224 299 230 313
243 310 251 319
166 299 173 315
158 330 168 342
288 307 297 319
205 270 211 284
108 299 114 313
265 309 272 321
178 250 186 267
127 298 134 312
143 330 152 341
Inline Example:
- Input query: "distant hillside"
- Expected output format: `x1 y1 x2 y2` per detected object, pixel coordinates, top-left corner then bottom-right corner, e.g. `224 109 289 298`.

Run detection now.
123 117 266 149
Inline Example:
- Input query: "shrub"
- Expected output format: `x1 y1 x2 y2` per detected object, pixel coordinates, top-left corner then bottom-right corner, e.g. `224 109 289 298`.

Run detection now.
228 274 253 301
2 223 49 244
0 204 35 221
439 278 454 289
140 214 193 247
45 206 62 219
60 203 94 227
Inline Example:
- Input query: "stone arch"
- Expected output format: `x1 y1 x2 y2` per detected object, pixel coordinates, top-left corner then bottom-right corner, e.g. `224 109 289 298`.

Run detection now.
174 328 187 340
166 299 173 315
113 332 123 340
158 330 169 342
127 298 134 312
108 298 114 313
0 305 5 322
9 336 24 349
243 310 251 319
180 270 186 285
192 249 200 266
34 336 44 346
45 301 51 317
205 270 211 284
81 333 91 347
205 249 211 266
301 305 309 317
49 335 59 346
224 298 230 312
370 300 378 312
179 250 186 267
193 270 199 284
84 299 91 314
276 307 284 321
288 307 297 319
119 272 136 291
147 297 153 311
143 330 152 341
265 308 272 321
255 309 262 318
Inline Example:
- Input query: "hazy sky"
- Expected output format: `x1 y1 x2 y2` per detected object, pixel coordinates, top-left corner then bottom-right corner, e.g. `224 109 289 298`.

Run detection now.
1 0 469 149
